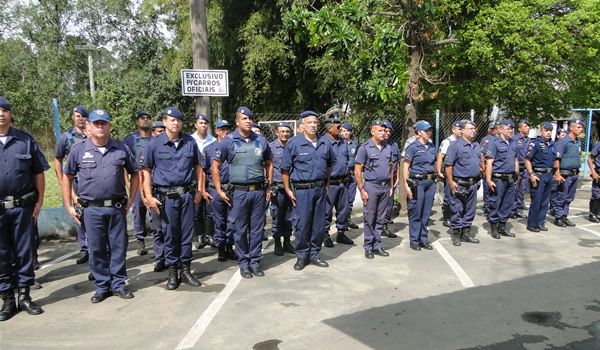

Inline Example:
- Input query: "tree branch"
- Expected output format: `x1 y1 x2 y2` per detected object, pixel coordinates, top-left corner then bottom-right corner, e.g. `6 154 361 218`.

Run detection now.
427 38 458 48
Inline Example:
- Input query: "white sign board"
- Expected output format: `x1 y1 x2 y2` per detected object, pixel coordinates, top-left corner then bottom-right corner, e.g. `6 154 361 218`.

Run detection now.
180 69 229 96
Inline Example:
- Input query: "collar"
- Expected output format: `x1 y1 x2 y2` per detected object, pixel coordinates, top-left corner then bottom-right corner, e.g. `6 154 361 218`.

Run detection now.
133 130 151 140
83 138 118 152
231 128 257 141
158 131 186 145
69 127 86 137
298 133 322 146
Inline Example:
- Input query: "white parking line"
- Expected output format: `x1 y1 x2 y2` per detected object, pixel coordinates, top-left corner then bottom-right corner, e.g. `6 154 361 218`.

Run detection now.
39 250 80 270
576 226 600 239
432 241 475 288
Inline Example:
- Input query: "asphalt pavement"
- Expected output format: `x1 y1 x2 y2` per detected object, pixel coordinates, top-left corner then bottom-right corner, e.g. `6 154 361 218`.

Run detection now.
1 195 599 350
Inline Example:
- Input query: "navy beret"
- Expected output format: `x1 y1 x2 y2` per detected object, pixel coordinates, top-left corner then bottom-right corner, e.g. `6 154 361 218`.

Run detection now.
498 119 514 128
89 109 111 123
557 127 565 133
371 119 387 127
152 121 165 129
300 110 319 119
196 114 210 123
163 107 183 119
215 120 230 129
237 106 254 118
452 120 464 128
275 122 292 130
136 111 151 119
518 119 530 126
383 120 393 130
541 122 554 130
415 120 433 131
0 97 11 111
74 105 89 118
341 122 352 131
570 118 584 126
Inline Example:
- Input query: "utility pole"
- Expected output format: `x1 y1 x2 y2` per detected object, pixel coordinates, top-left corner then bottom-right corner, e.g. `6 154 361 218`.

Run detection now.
74 45 96 101
189 0 211 117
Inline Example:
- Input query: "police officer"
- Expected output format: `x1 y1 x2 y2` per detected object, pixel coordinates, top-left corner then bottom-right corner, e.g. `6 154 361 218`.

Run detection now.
152 121 166 136
281 111 335 270
54 105 89 264
588 140 600 222
322 117 354 247
480 121 498 216
124 112 153 256
355 120 392 258
340 122 359 229
553 118 584 227
192 114 216 249
445 121 483 246
269 122 296 256
403 121 437 251
436 120 463 227
485 119 519 239
382 120 399 238
549 127 567 217
142 107 203 290
525 122 556 232
296 118 303 135
63 109 139 303
212 107 272 279
0 97 49 320
201 120 237 261
511 119 531 219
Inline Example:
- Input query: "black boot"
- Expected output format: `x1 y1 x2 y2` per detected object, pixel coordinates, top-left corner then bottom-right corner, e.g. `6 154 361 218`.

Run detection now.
382 224 397 238
451 229 461 246
323 233 334 248
136 240 148 256
282 236 295 254
226 245 238 260
462 227 479 243
442 204 452 227
347 219 359 229
217 245 228 262
273 237 284 256
180 262 201 287
589 199 600 223
498 222 515 237
336 231 354 245
490 222 501 239
166 266 180 290
0 290 17 321
17 287 43 315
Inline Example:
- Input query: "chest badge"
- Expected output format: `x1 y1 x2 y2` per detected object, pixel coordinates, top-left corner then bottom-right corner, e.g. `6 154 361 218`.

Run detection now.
83 152 93 159
255 148 262 156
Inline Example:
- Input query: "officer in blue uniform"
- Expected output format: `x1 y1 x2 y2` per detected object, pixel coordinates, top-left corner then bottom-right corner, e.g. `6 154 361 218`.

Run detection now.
485 119 519 238
322 117 354 248
525 122 556 231
281 110 335 270
511 120 531 219
201 120 237 261
588 141 600 222
152 120 166 136
480 121 498 216
553 118 584 227
54 105 89 264
124 112 153 256
444 120 482 246
0 97 49 320
142 107 203 290
63 109 139 303
549 127 567 217
212 107 272 278
341 122 359 229
381 120 399 238
403 121 437 251
354 120 392 258
269 122 296 256
437 120 463 227
192 114 216 249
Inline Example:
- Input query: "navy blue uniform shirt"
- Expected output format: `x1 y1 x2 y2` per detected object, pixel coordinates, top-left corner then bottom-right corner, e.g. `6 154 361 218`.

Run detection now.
355 139 392 182
346 139 358 170
0 127 49 197
269 139 286 183
591 142 600 169
216 129 270 184
203 140 229 184
444 138 482 178
66 138 138 200
323 135 350 178
487 137 518 173
526 137 556 169
141 132 201 187
512 133 530 164
123 131 151 163
405 141 436 175
480 134 497 157
555 136 582 170
280 134 335 182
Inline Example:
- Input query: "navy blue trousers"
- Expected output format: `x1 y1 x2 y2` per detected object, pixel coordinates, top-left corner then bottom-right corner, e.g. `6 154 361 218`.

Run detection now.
449 183 479 229
132 191 148 241
512 169 529 214
346 176 357 215
407 179 435 245
270 188 293 239
554 174 579 218
488 178 515 223
549 180 560 216
84 206 128 294
0 206 34 292
229 190 265 269
162 192 194 267
363 182 390 250
150 210 164 263
527 172 553 228
210 187 233 247
325 183 350 234
293 186 326 261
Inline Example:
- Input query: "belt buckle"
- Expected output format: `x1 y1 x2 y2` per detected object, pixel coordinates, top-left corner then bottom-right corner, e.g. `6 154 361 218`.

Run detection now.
248 184 256 191
177 188 185 195
4 201 14 209
114 202 122 209
103 200 112 207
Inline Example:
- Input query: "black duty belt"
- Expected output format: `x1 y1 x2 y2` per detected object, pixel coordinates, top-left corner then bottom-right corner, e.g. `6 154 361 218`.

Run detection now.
207 182 229 190
154 184 196 196
409 173 436 180
559 169 579 176
453 176 481 187
492 173 513 180
328 177 346 185
0 191 37 210
533 167 553 173
78 197 127 209
293 180 325 189
231 183 265 192
365 180 389 186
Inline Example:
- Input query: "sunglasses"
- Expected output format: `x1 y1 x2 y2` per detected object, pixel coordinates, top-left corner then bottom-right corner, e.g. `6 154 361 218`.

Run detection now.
138 115 152 120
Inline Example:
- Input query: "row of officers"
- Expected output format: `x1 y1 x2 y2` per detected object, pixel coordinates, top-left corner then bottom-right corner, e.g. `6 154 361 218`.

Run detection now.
1 95 599 321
